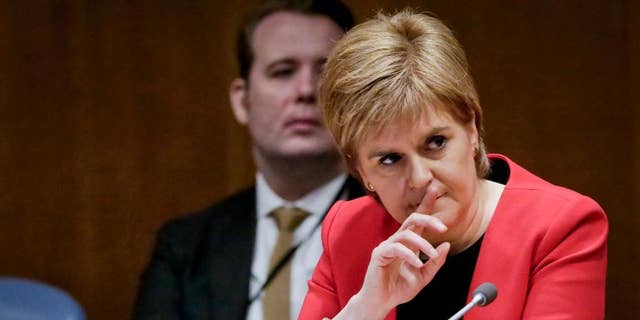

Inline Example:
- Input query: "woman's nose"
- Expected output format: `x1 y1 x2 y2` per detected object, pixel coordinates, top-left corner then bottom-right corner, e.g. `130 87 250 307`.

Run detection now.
408 157 432 190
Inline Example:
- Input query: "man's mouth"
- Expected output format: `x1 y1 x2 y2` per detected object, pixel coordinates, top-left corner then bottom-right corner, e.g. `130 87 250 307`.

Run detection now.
285 118 321 130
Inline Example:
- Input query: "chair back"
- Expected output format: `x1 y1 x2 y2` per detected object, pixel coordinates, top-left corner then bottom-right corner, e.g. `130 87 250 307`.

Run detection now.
0 277 85 320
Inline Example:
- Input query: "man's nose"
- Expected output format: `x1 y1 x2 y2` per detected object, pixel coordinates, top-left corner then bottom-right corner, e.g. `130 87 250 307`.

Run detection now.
296 67 317 105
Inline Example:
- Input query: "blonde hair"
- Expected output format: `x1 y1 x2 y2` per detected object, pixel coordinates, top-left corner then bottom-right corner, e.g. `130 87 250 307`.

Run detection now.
321 9 490 179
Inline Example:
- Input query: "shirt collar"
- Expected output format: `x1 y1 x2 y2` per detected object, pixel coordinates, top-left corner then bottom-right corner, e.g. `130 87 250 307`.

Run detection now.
256 172 348 219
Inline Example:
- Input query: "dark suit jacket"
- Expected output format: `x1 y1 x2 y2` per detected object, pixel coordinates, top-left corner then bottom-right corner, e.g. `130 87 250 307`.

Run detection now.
133 176 364 320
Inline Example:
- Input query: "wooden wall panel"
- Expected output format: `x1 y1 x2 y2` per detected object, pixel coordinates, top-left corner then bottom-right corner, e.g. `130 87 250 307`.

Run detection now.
0 1 636 319
0 1 255 318
628 0 640 314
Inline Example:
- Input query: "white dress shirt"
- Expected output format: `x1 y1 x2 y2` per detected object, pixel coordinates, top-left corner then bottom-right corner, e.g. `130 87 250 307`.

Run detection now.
246 172 348 320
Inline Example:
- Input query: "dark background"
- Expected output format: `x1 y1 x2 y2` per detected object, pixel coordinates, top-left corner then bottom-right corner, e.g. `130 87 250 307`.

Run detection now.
1 1 637 319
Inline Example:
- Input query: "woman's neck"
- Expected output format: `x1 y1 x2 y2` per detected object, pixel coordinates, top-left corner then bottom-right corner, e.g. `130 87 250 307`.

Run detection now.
438 179 505 255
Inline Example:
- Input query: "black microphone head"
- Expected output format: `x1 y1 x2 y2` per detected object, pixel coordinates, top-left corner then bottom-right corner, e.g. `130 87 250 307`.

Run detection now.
472 282 498 307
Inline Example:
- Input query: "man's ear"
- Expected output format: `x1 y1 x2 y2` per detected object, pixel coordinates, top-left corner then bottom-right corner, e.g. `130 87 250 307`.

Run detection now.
229 78 249 125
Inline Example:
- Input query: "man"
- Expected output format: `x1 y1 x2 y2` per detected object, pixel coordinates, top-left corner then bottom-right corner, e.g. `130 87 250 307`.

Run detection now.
133 1 360 319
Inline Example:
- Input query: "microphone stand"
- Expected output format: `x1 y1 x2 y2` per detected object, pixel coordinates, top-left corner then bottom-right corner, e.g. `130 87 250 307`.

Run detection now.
448 294 484 320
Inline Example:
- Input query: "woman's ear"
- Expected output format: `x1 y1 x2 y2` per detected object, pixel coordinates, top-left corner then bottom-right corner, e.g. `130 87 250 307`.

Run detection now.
466 114 479 149
354 160 371 190
229 78 249 125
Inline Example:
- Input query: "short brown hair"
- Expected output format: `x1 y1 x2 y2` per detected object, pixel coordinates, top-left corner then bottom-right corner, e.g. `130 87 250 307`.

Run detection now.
321 9 490 179
236 0 354 80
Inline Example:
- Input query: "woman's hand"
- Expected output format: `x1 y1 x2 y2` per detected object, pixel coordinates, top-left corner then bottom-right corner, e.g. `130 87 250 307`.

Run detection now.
360 215 449 313
333 191 450 320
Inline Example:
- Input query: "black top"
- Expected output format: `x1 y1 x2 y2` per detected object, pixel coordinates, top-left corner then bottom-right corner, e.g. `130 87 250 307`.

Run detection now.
397 236 483 319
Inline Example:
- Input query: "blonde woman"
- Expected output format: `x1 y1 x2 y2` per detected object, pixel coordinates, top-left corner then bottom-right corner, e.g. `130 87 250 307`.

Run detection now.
299 9 607 320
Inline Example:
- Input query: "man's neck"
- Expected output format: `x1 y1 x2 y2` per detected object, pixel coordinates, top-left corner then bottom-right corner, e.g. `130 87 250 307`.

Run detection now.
254 150 345 201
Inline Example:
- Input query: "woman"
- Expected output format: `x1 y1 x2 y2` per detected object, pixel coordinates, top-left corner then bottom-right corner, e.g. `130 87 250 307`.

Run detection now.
298 9 607 320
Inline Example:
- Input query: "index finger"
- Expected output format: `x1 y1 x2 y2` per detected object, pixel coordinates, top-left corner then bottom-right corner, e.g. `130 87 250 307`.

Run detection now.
415 186 438 214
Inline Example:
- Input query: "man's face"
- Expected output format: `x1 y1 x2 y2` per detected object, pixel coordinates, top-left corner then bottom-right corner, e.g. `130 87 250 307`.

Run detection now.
230 12 345 160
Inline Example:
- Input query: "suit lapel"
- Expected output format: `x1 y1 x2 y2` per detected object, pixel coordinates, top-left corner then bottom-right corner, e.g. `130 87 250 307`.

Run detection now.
182 188 256 320
208 189 257 320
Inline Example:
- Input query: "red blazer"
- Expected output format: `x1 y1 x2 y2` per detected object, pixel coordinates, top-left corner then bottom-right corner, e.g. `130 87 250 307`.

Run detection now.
299 154 608 320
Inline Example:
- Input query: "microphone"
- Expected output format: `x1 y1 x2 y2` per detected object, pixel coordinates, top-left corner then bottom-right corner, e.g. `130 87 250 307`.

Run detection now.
448 282 498 320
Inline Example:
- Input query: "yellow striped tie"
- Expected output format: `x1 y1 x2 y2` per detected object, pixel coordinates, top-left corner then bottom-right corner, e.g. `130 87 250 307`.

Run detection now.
263 206 309 320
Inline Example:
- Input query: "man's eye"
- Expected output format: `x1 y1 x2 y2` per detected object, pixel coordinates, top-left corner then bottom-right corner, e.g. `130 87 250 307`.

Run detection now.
427 135 447 150
379 153 401 166
270 68 294 78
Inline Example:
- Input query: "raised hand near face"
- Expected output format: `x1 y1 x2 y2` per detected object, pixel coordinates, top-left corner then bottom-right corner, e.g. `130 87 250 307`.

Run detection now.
336 189 450 320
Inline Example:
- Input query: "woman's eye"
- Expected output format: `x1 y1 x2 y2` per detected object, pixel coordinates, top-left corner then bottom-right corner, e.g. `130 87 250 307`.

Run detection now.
379 153 401 166
427 135 447 150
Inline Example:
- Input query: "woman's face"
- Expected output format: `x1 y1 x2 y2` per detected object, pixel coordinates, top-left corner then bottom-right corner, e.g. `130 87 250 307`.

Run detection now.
356 108 480 230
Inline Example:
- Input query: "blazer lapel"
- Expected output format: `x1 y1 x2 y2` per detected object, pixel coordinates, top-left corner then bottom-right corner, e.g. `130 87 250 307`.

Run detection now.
183 188 257 320
209 189 257 319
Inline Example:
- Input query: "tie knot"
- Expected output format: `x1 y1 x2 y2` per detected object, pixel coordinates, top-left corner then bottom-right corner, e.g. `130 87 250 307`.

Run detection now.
271 206 309 231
